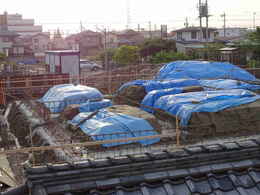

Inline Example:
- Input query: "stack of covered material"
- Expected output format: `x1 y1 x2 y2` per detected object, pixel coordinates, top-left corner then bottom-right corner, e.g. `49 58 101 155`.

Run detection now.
69 105 161 147
116 61 260 143
39 84 112 114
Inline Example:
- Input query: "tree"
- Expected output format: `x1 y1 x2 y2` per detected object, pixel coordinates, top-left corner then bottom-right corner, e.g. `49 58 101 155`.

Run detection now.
248 27 260 60
150 51 192 64
139 38 176 58
0 53 6 63
98 48 117 66
113 45 140 66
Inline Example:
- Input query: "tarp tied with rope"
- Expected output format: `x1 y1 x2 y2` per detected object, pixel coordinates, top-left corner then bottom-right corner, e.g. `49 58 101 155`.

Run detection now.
69 110 160 147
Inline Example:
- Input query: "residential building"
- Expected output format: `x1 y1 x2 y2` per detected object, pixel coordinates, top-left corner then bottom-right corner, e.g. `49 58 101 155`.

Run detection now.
217 27 248 37
139 30 162 39
171 27 217 54
174 27 217 42
51 29 68 50
0 12 42 36
66 30 102 56
116 29 144 46
31 32 51 57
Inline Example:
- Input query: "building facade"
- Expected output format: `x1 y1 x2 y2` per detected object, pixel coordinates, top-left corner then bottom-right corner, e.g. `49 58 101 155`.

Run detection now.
217 28 248 37
174 27 217 42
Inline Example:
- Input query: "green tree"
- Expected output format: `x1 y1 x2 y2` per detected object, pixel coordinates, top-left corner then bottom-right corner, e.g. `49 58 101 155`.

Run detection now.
98 48 117 65
150 51 192 64
113 45 140 65
139 38 176 58
0 53 6 62
248 27 260 59
203 43 225 60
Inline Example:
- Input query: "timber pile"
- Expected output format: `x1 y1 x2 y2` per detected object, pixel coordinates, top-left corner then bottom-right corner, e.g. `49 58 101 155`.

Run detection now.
68 105 168 148
154 99 260 143
114 85 204 106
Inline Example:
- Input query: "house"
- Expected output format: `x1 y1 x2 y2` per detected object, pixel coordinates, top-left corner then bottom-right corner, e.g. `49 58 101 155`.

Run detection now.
217 28 248 38
0 30 20 56
3 136 260 195
174 27 217 42
31 32 51 58
139 30 162 39
172 27 217 54
66 30 103 57
116 29 144 46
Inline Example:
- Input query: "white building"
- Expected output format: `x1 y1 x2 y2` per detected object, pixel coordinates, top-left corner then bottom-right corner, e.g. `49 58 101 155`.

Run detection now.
174 27 217 42
217 28 248 37
1 12 42 36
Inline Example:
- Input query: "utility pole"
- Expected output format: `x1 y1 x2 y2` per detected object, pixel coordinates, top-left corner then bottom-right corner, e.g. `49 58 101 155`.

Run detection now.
221 12 226 37
104 28 108 71
199 0 203 41
184 17 189 28
205 0 209 43
149 21 152 38
253 12 256 30
80 21 83 32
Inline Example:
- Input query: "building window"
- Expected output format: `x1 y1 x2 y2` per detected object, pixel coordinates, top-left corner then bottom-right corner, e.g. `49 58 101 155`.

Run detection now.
33 39 39 44
191 31 197 39
3 37 9 42
177 32 182 40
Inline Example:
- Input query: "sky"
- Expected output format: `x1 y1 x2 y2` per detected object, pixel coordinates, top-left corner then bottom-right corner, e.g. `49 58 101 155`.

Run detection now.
1 0 260 35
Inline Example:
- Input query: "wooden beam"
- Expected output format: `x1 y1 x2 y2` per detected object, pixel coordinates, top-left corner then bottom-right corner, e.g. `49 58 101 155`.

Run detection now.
0 133 176 155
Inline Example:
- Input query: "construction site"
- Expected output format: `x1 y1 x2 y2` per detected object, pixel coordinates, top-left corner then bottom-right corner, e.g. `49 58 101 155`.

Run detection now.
1 61 260 195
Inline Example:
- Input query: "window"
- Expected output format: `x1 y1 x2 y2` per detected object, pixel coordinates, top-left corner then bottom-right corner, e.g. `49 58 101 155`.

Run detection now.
3 37 9 42
33 39 39 44
191 31 197 39
177 32 182 40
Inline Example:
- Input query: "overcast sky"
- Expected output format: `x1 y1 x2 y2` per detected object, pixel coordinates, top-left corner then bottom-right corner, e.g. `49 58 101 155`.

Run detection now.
1 0 260 34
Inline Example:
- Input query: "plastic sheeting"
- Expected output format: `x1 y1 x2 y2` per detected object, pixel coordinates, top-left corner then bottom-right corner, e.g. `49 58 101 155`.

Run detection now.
156 61 256 81
39 84 103 113
199 79 260 91
141 87 183 113
118 79 200 93
79 99 112 113
154 89 260 126
69 110 160 147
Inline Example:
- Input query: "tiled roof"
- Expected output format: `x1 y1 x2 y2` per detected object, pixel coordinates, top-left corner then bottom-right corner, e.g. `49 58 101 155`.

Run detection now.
3 137 260 195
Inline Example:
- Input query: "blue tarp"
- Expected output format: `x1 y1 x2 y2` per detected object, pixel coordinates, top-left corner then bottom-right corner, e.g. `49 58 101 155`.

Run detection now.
39 84 103 113
154 89 260 126
69 110 160 147
118 79 200 93
141 87 183 113
79 99 112 113
156 61 257 81
199 79 260 91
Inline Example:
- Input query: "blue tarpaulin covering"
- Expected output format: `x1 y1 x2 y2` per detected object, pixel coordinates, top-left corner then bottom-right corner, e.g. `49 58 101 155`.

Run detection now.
199 79 260 91
156 61 257 81
79 99 112 113
69 110 160 147
118 79 200 93
39 84 103 113
154 89 260 126
141 87 183 113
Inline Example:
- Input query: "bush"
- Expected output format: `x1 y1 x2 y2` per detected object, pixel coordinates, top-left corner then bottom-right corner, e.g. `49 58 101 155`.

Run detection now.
150 51 192 64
